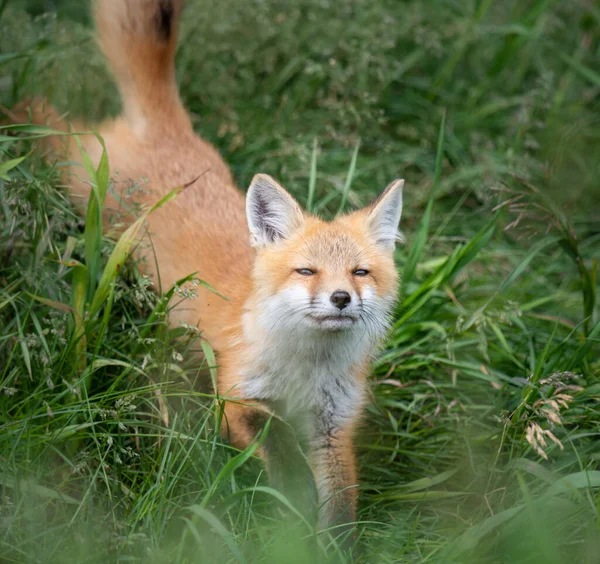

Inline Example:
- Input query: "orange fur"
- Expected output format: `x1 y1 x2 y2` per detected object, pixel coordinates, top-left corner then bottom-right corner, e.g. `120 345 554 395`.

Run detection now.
11 0 405 541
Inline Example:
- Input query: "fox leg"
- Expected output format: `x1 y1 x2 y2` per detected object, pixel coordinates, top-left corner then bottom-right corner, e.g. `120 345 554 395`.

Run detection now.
221 399 318 523
311 416 359 547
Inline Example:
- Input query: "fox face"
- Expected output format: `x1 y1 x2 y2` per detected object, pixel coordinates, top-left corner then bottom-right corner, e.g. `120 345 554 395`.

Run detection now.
246 174 403 342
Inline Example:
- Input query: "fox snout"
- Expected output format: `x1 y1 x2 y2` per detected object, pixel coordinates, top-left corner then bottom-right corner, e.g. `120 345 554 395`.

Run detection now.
330 290 351 310
313 286 360 317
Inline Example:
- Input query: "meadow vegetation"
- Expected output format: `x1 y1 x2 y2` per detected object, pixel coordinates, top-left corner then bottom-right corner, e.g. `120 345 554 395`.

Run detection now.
1 0 599 562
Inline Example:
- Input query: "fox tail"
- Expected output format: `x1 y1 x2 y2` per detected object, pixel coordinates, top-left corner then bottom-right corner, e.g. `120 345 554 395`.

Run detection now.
94 0 186 129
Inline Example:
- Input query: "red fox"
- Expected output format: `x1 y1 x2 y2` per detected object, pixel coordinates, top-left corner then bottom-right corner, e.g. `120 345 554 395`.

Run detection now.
11 0 404 538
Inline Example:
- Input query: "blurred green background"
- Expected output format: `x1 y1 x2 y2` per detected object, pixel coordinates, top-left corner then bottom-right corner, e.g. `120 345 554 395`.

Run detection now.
1 1 599 562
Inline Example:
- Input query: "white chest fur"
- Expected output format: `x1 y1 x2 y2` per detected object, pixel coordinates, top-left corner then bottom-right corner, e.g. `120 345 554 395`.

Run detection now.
240 314 371 423
238 282 394 429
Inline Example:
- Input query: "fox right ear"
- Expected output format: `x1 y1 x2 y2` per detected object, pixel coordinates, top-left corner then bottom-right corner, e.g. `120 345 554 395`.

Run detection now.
246 174 305 247
366 178 404 248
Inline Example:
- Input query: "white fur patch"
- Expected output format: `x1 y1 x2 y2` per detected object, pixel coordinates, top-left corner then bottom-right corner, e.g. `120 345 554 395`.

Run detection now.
240 283 393 431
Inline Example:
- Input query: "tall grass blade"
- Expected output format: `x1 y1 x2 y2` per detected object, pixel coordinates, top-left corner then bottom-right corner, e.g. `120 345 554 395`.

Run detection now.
402 111 446 287
74 134 107 301
307 137 318 212
70 264 88 375
0 154 28 180
337 138 360 214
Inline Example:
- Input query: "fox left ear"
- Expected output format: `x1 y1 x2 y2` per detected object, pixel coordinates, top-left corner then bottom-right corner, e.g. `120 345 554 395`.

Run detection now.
246 174 305 247
366 179 404 248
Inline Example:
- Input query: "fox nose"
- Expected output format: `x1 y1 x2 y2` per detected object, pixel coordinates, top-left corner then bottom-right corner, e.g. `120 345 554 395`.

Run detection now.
330 290 351 310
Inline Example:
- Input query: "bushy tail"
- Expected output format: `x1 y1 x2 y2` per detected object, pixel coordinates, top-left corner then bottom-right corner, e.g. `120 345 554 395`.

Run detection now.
94 0 186 128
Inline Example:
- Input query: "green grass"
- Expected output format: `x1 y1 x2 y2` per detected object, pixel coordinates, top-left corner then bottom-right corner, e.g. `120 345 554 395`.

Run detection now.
1 0 599 562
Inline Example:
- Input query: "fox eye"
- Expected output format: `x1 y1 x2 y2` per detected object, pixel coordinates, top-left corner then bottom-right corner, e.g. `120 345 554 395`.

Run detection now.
296 268 316 276
352 268 370 277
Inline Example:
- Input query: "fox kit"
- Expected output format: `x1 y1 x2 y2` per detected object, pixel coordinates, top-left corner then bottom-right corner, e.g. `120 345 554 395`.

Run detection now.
13 0 404 538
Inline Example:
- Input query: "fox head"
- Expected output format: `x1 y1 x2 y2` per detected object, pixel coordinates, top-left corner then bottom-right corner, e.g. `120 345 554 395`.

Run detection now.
245 174 403 341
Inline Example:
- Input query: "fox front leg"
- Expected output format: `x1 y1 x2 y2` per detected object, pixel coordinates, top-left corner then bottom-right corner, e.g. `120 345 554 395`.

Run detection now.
222 400 318 524
311 408 360 548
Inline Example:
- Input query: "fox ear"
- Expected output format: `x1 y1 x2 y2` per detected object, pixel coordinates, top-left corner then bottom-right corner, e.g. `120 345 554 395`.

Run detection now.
246 174 305 247
366 179 404 248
